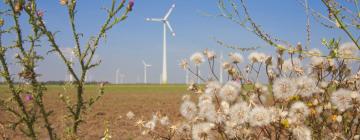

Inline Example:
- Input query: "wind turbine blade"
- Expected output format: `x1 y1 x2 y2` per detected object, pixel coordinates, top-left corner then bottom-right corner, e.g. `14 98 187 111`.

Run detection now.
165 21 176 36
142 60 146 65
146 18 163 22
164 4 175 20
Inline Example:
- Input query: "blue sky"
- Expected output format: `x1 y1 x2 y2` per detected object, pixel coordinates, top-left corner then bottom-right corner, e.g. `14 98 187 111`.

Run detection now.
1 0 354 83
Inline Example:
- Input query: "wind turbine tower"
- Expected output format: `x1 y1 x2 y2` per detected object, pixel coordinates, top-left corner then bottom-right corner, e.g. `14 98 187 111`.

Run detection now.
143 60 152 84
146 4 176 84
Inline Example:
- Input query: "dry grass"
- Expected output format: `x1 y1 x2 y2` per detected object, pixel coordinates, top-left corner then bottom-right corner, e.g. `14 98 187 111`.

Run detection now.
0 84 191 140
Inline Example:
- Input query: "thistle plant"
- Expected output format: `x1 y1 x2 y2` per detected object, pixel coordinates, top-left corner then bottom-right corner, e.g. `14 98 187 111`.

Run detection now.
0 0 133 139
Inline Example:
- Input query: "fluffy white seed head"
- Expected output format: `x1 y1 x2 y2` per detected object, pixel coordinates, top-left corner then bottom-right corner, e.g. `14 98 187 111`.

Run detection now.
273 77 297 100
248 106 272 127
198 102 217 122
229 102 251 125
205 81 222 96
190 52 205 65
160 116 170 126
126 111 135 120
180 100 198 120
248 52 268 63
295 76 318 97
338 42 358 59
282 58 302 72
204 50 216 60
292 125 312 140
331 89 354 112
219 81 241 102
229 52 243 63
192 122 215 140
289 101 310 121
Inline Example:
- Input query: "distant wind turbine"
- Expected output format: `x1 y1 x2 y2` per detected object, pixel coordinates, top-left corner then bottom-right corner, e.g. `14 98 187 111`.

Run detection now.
119 74 125 84
61 48 75 82
146 4 176 84
116 68 120 84
143 60 152 84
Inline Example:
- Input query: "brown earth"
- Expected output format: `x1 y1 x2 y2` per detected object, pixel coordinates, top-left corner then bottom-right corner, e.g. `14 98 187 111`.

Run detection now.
0 84 192 140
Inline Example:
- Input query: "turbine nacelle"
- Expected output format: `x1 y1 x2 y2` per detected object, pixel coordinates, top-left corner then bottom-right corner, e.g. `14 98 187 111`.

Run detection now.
146 4 176 37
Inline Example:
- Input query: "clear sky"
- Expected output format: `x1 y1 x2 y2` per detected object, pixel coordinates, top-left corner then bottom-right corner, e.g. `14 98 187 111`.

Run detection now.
1 0 354 83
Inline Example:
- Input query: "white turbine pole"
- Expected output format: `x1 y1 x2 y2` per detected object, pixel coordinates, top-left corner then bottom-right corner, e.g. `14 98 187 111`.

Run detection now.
143 61 152 84
146 4 176 84
120 74 125 84
144 64 147 84
116 68 120 84
162 22 167 84
219 52 224 83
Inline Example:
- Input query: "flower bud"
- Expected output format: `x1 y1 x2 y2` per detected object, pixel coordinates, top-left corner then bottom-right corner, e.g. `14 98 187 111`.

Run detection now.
25 94 33 101
0 18 4 27
127 0 134 11
60 0 68 5
14 2 23 13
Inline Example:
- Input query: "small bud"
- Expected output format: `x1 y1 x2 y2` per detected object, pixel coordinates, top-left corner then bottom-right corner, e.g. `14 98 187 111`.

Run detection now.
0 18 4 27
37 10 44 18
127 0 134 11
60 0 68 5
14 1 24 13
25 94 33 101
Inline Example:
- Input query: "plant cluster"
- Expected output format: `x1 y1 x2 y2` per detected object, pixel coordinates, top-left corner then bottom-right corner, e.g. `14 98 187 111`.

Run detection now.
0 0 133 139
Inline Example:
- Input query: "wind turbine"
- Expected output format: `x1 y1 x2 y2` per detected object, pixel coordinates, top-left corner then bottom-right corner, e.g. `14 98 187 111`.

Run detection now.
143 60 152 84
146 4 176 84
116 68 120 84
119 74 125 84
61 48 75 82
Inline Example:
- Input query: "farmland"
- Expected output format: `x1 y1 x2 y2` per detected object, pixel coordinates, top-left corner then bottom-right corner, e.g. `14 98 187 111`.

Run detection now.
0 84 191 139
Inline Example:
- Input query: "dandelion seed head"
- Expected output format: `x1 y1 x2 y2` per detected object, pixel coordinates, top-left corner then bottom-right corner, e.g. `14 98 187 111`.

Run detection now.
221 101 230 114
178 123 191 134
144 120 156 131
222 62 232 70
198 94 213 105
179 59 189 70
229 52 243 63
338 42 357 58
229 102 250 125
249 106 272 127
180 100 198 120
160 116 170 126
248 52 268 63
204 50 216 60
126 111 135 120
292 125 311 140
219 81 241 102
192 122 215 140
273 77 297 100
204 81 222 96
331 89 354 112
198 102 217 122
289 101 310 120
282 58 302 72
190 52 205 65
296 76 317 97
